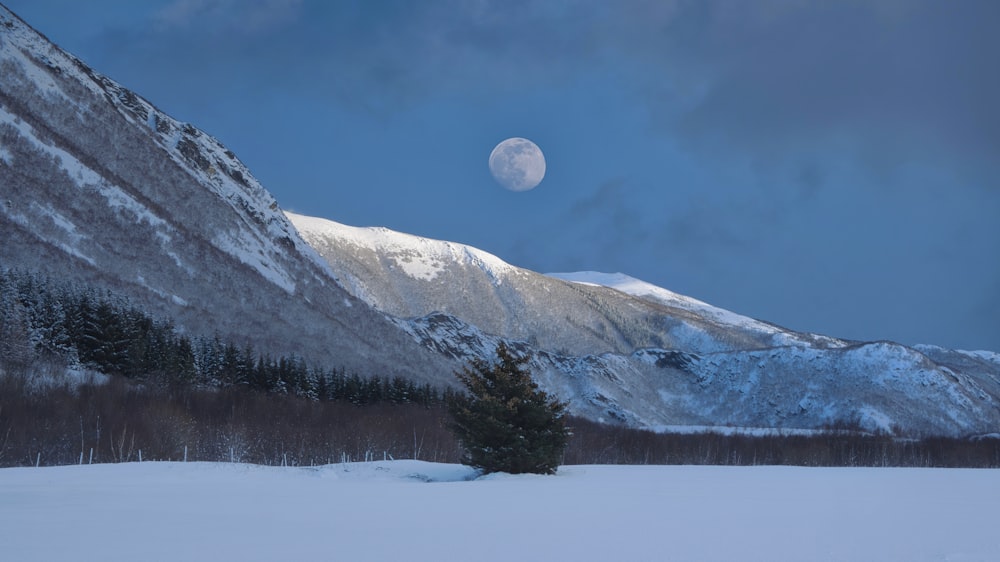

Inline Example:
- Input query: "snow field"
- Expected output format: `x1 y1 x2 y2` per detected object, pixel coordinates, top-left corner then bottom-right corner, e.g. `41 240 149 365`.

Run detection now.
2 460 998 561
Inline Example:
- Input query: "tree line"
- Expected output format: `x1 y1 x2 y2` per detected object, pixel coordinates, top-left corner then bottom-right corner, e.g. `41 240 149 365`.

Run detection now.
0 267 440 406
2 266 998 470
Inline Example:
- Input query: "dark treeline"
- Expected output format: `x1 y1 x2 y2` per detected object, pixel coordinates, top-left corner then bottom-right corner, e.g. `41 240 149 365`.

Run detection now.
562 417 1000 468
2 267 999 469
0 373 461 467
3 372 998 468
0 268 440 406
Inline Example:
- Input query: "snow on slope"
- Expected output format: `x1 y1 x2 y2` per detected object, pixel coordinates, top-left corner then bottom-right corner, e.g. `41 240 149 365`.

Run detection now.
551 271 763 328
287 211 515 306
1 6 462 380
287 211 820 357
0 5 329 294
287 213 514 282
288 211 1000 436
388 303 1000 436
2 460 999 562
548 271 847 348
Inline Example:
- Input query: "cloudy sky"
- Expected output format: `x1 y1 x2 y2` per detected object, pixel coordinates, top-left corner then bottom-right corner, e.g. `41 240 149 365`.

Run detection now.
6 0 998 351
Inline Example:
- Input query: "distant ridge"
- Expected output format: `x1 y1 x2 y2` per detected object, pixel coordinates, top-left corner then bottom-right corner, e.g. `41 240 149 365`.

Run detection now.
290 211 1000 437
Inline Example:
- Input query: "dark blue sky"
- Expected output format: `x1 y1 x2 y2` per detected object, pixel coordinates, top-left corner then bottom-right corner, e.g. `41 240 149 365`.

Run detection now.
7 1 998 351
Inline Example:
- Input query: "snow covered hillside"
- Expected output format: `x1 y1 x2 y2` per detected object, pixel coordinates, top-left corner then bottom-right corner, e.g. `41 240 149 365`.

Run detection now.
289 211 1000 437
548 271 845 348
288 211 822 357
2 460 998 562
0 5 457 383
3 1 998 440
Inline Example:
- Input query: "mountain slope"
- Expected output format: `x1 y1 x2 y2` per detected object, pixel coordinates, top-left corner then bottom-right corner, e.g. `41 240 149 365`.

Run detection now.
0 5 455 382
3 4 998 438
287 212 838 357
289 212 1000 437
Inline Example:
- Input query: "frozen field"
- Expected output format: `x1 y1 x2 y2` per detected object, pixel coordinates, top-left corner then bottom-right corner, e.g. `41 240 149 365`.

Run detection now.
1 460 998 561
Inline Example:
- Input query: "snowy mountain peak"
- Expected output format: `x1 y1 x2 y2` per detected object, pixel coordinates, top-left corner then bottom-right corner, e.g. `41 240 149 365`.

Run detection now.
286 211 515 284
0 6 330 294
547 271 850 349
288 206 1000 436
1 6 456 381
550 271 777 333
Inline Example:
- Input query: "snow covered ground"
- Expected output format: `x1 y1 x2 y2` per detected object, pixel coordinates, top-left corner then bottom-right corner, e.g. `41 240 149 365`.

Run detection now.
2 461 998 561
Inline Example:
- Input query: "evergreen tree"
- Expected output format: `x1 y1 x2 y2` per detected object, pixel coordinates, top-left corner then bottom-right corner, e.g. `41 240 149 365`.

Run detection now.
219 343 243 386
81 301 130 376
168 335 197 384
448 342 569 475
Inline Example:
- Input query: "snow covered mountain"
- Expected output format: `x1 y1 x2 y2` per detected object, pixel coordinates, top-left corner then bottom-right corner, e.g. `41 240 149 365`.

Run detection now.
2 4 998 438
290 212 1000 437
287 212 842 357
0 5 454 383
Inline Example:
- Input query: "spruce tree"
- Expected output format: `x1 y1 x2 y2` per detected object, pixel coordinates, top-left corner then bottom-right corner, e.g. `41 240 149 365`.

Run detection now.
448 342 569 475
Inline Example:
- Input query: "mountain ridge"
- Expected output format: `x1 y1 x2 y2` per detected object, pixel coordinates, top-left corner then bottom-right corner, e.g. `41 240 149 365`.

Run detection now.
289 210 1000 436
287 211 827 357
3 3 999 437
0 4 457 384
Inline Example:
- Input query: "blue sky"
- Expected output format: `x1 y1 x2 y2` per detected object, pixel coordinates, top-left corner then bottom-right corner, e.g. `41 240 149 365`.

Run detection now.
6 0 999 351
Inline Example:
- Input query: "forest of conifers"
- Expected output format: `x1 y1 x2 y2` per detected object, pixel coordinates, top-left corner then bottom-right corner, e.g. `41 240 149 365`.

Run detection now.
0 268 438 404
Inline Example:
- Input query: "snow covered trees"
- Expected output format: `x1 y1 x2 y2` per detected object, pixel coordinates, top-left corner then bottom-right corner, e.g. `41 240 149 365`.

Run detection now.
448 343 569 474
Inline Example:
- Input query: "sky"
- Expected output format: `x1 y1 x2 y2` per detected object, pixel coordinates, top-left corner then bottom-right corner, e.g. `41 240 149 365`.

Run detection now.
5 0 998 351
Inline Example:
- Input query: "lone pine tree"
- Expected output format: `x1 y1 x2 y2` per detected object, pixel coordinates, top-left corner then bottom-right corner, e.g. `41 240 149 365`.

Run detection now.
448 342 569 474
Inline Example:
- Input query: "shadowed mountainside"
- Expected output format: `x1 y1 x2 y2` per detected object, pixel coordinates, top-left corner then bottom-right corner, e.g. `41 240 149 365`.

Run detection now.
0 5 456 384
2 3 999 437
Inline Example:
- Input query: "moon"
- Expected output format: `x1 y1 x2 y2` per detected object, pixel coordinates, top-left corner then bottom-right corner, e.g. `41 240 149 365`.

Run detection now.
489 137 546 192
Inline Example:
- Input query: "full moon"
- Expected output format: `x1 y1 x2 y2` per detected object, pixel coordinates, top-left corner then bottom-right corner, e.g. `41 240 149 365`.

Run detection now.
488 137 546 192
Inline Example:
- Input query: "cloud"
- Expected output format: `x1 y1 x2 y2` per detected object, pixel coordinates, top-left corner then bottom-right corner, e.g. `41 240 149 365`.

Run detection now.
337 0 999 191
636 1 1000 190
503 179 649 274
155 0 303 33
379 1 1000 191
89 0 1000 186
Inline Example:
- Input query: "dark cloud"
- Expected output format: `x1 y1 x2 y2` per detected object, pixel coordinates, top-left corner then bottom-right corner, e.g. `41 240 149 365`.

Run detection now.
154 0 304 33
568 180 649 256
505 179 649 274
638 1 1000 190
568 180 629 220
377 1 1000 190
81 0 1000 188
656 200 754 260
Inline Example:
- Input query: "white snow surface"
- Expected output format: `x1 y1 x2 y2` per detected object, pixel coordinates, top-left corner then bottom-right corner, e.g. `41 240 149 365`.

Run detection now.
548 271 846 348
549 271 765 326
959 349 1000 366
0 107 165 231
2 460 998 562
287 211 515 283
1 6 326 295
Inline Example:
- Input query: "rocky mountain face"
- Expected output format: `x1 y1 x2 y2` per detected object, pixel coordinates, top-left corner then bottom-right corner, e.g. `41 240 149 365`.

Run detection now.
290 213 1000 437
288 212 847 358
0 5 455 384
3 4 998 437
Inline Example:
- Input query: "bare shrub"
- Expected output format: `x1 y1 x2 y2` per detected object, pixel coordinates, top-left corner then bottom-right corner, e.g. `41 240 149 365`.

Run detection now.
0 367 462 467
